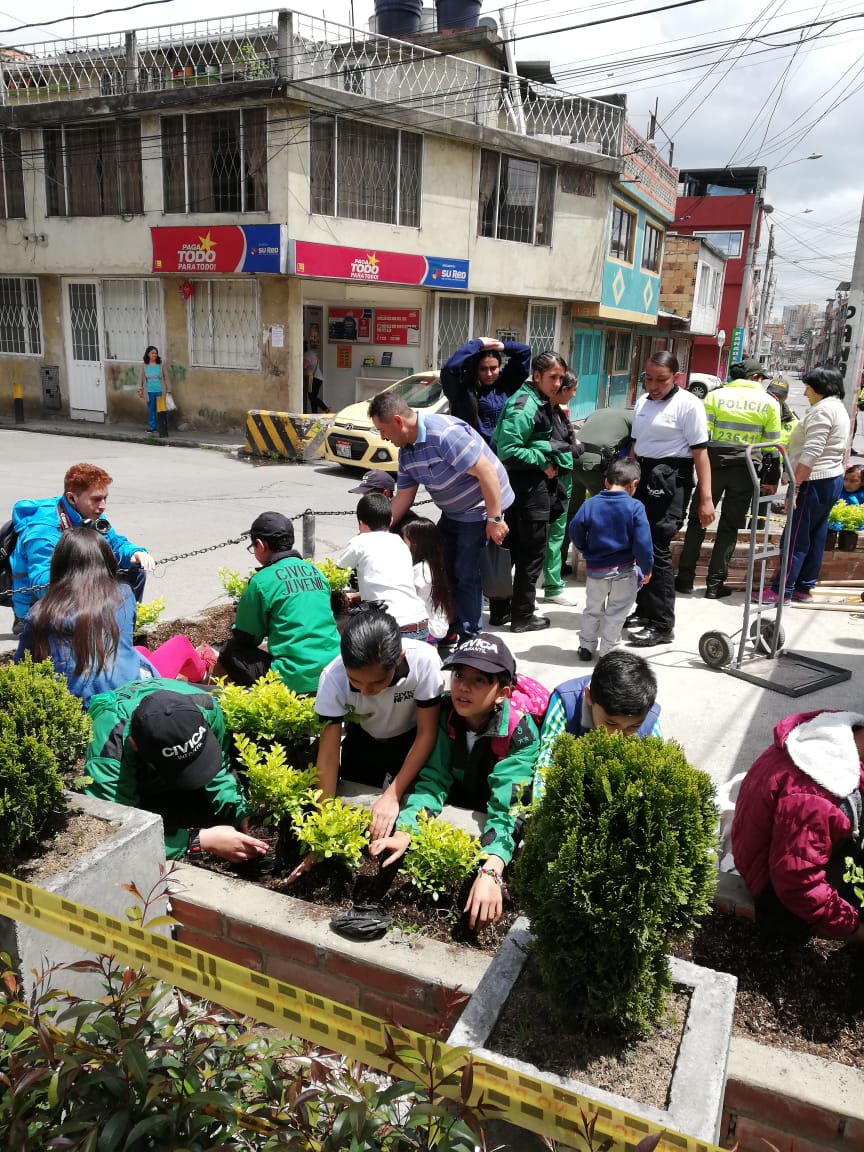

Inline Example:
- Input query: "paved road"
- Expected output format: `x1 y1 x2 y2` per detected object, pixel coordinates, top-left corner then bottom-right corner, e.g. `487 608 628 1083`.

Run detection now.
2 426 861 789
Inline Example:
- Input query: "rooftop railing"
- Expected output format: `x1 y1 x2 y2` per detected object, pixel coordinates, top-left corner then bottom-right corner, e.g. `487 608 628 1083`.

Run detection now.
0 8 624 157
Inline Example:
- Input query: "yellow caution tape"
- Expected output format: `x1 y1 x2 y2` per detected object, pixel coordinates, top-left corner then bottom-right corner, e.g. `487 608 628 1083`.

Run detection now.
0 872 722 1152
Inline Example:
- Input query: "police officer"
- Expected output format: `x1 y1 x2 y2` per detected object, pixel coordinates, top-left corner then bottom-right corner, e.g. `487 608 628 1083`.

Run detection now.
675 358 781 598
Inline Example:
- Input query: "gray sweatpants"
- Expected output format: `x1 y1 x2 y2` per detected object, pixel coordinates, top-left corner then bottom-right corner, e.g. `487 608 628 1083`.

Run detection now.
580 569 639 655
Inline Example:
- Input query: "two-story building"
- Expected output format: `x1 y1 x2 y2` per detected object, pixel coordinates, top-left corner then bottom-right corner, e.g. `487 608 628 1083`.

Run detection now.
657 234 727 380
0 11 626 429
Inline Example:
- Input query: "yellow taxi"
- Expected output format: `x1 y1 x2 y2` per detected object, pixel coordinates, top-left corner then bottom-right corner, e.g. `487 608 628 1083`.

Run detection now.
322 371 445 473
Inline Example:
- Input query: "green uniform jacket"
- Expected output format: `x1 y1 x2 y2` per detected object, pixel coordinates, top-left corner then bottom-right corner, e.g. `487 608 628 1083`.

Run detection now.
399 695 540 865
84 678 247 860
234 553 340 694
492 382 554 473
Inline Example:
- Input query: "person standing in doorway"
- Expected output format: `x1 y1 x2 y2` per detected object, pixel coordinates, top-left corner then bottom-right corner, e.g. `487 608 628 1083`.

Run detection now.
303 341 327 413
627 351 714 647
139 346 165 434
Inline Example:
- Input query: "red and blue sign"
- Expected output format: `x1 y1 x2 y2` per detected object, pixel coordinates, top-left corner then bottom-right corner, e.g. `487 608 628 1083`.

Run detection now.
151 225 285 274
291 240 469 290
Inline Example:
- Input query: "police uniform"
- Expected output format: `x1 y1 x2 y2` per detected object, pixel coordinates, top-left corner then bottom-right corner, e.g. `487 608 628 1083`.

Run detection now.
676 380 781 594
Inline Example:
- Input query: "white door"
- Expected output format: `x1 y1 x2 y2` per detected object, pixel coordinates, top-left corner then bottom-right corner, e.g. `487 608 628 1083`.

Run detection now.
63 280 106 422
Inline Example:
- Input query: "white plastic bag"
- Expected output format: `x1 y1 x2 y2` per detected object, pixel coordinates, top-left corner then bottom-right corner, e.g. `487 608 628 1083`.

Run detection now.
165 393 177 412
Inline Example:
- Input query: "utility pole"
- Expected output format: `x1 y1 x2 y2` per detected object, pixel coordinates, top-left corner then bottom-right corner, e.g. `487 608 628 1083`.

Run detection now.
753 223 774 364
735 168 768 347
839 195 864 441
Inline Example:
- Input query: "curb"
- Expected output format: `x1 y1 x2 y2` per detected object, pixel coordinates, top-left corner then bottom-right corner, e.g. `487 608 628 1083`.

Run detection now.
0 419 244 455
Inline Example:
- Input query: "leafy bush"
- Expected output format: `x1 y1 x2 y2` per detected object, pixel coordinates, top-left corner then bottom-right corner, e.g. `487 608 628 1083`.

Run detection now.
235 734 319 827
315 557 353 592
401 812 483 901
0 654 91 773
514 729 717 1040
218 566 252 600
217 669 321 748
828 500 864 531
134 597 165 630
294 797 371 869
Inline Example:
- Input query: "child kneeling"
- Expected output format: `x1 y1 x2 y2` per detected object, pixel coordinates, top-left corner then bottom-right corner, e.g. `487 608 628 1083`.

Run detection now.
370 633 540 931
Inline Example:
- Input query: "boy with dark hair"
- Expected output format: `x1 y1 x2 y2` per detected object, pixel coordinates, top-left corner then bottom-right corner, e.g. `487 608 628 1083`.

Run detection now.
218 512 340 692
338 493 428 638
569 458 653 661
535 650 662 791
370 633 541 932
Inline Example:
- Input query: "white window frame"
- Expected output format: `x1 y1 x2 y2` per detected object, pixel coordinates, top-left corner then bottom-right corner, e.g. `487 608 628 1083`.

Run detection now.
101 279 165 363
694 230 744 259
526 300 561 359
434 293 491 367
0 276 43 356
188 279 260 370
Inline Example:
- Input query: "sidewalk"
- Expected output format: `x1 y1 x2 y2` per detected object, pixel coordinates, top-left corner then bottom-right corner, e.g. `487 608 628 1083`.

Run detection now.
0 414 245 453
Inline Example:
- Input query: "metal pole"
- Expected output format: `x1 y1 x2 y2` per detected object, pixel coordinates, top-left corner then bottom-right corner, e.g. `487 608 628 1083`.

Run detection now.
753 223 774 362
302 510 315 559
839 195 864 443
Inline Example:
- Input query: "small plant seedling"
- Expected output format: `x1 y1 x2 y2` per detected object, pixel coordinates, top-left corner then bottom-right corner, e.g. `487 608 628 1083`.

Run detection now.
314 557 353 592
401 811 483 902
294 797 371 870
134 597 166 630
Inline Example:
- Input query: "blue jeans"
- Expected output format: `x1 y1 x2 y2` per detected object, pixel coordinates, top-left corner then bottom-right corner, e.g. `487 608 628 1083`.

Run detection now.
438 513 486 640
147 392 159 430
772 474 843 596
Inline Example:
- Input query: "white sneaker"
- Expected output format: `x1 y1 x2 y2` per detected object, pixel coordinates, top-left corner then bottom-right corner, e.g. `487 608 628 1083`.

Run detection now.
543 592 578 606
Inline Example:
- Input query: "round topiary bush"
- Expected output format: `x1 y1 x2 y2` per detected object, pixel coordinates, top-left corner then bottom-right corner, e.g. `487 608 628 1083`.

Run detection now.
514 728 717 1040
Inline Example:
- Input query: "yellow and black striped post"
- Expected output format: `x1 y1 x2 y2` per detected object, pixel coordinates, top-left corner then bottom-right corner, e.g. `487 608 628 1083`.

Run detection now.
12 382 24 424
244 410 333 461
156 393 168 438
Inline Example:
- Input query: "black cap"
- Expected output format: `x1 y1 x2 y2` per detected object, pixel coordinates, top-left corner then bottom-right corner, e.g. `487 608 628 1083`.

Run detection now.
247 512 294 545
442 632 516 678
129 690 223 792
739 357 769 379
349 469 395 495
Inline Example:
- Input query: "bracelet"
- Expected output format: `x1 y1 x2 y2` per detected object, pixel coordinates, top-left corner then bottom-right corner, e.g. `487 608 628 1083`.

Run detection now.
477 865 503 886
187 829 202 859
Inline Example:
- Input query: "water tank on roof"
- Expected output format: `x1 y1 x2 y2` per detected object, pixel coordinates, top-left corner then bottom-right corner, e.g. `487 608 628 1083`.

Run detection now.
375 0 423 37
436 0 481 32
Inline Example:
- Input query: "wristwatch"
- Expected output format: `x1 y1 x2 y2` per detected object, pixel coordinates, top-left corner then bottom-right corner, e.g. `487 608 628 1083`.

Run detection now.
487 515 505 523
187 829 203 859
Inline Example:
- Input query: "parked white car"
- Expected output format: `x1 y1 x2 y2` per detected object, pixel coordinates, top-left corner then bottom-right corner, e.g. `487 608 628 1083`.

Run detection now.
687 373 722 400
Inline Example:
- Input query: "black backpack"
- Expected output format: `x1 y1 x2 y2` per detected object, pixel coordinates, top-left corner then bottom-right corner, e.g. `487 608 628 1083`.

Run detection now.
0 518 18 608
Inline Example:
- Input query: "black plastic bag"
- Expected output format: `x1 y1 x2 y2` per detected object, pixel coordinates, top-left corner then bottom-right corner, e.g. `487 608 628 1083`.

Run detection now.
480 542 513 599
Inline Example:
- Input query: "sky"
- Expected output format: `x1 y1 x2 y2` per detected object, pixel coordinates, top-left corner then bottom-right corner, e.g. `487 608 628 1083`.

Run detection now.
4 0 863 316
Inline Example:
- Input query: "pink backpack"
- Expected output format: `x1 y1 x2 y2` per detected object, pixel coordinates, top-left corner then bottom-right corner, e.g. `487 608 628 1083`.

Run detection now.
490 673 550 759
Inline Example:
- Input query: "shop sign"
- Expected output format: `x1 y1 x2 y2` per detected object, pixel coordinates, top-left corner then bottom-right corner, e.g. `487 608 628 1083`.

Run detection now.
374 309 421 345
328 308 372 343
291 240 469 290
151 225 286 274
728 325 745 367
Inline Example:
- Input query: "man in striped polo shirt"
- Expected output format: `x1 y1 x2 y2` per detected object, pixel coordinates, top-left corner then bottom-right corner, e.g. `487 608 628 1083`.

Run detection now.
369 392 513 644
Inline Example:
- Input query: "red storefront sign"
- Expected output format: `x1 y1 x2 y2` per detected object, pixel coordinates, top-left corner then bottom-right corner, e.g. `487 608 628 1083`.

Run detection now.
292 240 469 289
373 309 421 345
152 225 283 273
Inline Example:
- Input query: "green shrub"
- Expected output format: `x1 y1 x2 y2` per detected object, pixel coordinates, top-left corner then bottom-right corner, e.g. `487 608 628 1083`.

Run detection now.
315 556 353 592
0 655 91 775
0 733 65 870
218 566 252 600
294 797 371 869
133 597 165 630
401 812 483 901
829 501 864 531
235 734 319 827
217 669 321 749
514 729 717 1040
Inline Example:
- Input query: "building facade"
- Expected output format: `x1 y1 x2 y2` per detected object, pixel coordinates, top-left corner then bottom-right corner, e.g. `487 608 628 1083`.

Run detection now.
0 12 625 428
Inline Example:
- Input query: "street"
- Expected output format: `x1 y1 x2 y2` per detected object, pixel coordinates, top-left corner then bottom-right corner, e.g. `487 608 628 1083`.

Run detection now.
2 425 861 792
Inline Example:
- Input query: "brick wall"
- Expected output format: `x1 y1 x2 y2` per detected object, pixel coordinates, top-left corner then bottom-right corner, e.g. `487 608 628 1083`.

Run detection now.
659 235 699 321
720 1075 864 1152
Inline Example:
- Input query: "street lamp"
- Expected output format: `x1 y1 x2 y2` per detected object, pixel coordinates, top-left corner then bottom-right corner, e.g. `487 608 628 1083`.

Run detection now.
716 328 727 380
772 153 823 171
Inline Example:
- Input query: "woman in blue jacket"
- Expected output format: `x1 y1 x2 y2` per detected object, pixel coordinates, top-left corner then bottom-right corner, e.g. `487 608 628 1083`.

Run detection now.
440 336 531 444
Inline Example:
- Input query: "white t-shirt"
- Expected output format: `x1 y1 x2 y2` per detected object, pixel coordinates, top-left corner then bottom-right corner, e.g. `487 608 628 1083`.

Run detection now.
338 532 427 626
632 387 708 459
413 560 450 640
314 639 443 739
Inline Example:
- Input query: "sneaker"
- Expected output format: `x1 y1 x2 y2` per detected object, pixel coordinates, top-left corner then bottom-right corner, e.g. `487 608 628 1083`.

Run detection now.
792 590 814 603
543 591 578 606
511 615 551 633
578 647 594 662
751 588 779 605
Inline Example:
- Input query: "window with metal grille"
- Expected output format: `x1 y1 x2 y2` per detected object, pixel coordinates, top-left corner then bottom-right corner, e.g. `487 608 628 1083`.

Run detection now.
162 109 268 214
190 279 259 369
642 222 663 272
0 277 42 355
43 121 143 217
612 331 631 373
478 150 555 246
609 203 635 262
102 280 164 362
435 295 490 366
526 303 559 358
0 131 25 220
309 115 421 228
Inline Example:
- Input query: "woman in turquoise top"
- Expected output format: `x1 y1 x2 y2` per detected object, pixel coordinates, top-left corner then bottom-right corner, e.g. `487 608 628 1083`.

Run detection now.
139 345 164 433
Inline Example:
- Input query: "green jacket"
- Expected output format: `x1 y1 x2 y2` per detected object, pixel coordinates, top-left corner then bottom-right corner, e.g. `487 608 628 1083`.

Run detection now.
493 382 554 474
84 678 247 860
398 695 540 865
234 552 340 694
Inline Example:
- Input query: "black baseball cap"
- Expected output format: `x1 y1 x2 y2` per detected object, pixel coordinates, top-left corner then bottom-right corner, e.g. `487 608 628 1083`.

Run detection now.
349 470 394 495
247 512 295 544
130 690 223 792
739 357 769 379
442 633 516 678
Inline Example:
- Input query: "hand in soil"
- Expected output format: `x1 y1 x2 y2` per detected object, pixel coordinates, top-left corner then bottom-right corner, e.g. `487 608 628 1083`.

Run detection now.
286 851 320 884
369 788 401 841
466 870 503 931
199 825 269 862
369 830 410 869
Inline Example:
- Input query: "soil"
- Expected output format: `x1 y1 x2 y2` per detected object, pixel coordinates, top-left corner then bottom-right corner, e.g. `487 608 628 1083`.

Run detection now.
12 809 114 885
141 602 236 651
488 954 690 1111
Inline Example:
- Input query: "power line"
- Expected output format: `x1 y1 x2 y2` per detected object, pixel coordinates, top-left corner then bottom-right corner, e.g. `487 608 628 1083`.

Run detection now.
0 0 171 37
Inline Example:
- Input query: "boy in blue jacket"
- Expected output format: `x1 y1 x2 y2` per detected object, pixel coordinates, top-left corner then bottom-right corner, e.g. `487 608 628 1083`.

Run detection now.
569 458 653 661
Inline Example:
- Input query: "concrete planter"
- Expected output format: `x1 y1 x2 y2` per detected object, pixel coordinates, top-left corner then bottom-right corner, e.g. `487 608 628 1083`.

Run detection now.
0 792 167 999
448 916 737 1146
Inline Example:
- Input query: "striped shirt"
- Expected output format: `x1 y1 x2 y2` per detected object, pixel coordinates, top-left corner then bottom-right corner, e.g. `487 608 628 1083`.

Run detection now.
397 413 514 523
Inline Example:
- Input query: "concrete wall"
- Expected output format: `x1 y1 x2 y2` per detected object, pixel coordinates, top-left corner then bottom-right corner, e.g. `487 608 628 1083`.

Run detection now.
599 186 664 323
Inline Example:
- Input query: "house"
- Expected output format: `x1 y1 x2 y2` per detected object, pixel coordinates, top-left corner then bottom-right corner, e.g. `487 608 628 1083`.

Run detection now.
0 11 626 429
658 234 727 379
